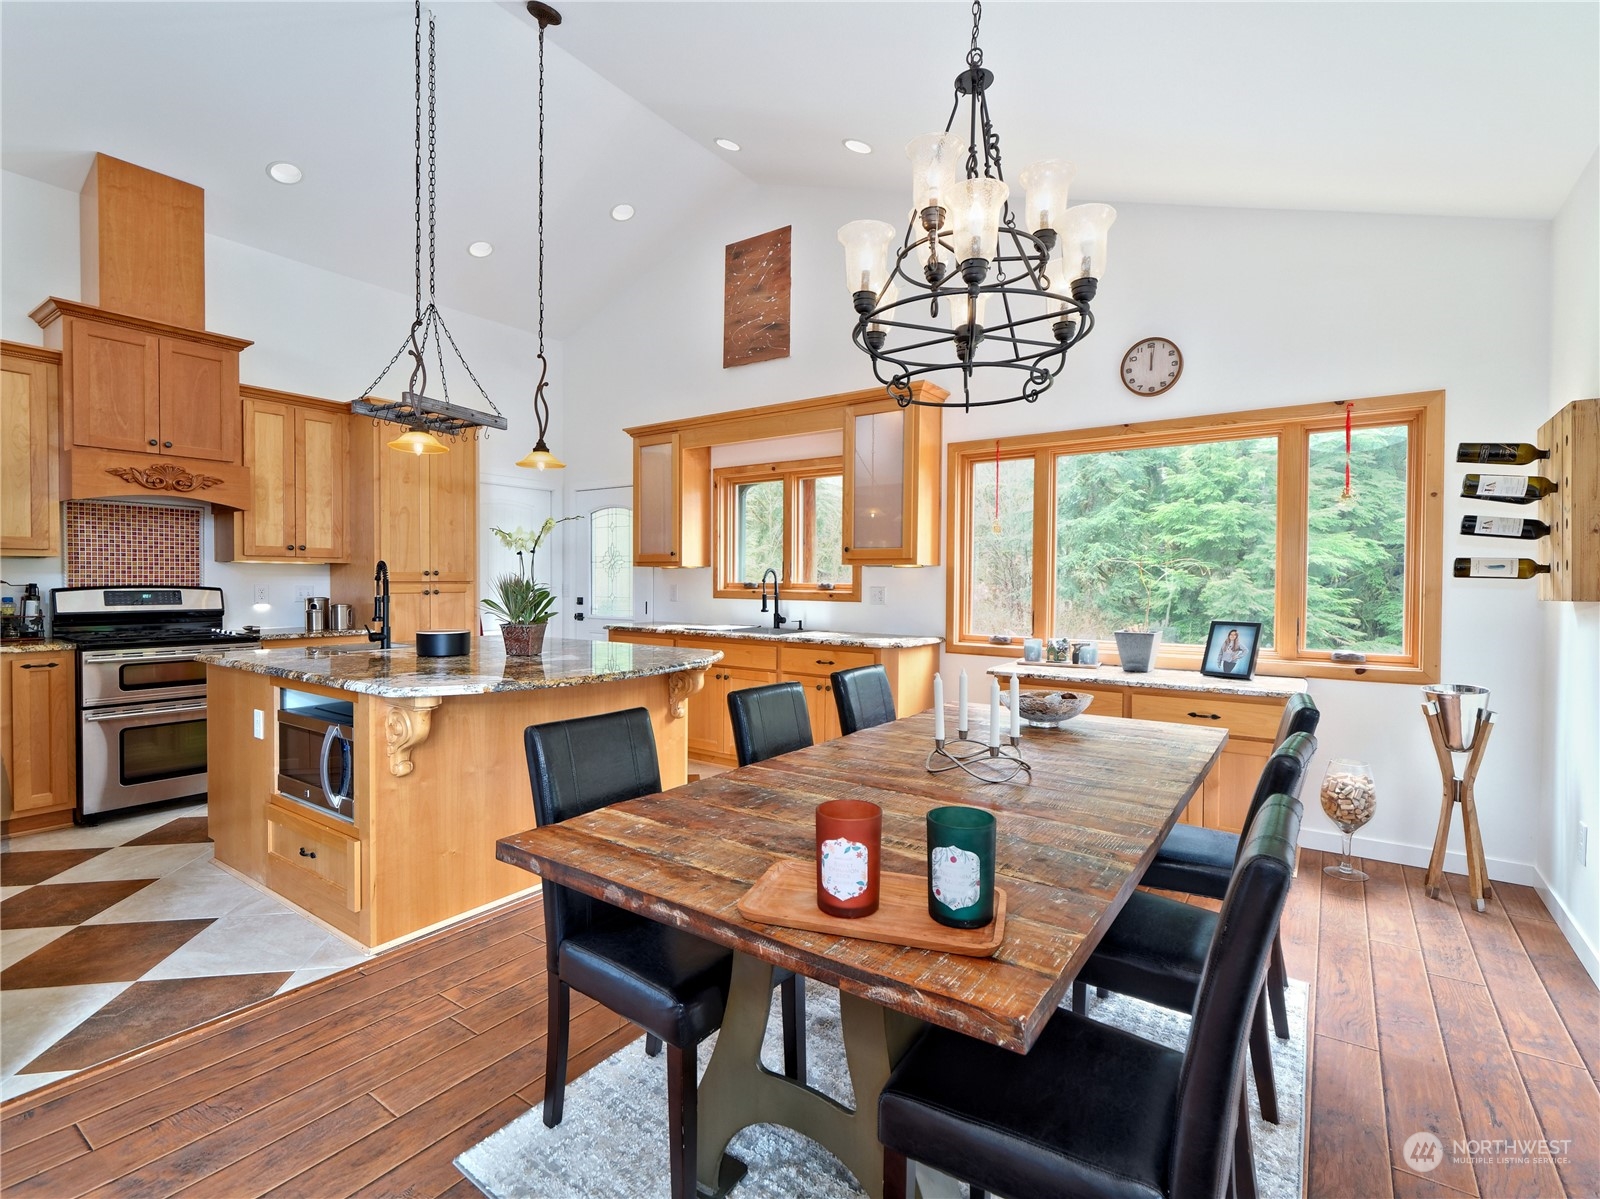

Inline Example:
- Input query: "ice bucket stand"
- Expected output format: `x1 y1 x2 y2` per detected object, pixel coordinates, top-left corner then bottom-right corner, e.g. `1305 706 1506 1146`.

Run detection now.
1421 700 1496 912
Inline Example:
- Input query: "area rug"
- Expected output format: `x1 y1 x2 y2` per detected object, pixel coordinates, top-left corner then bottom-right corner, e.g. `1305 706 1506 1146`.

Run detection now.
456 977 1309 1199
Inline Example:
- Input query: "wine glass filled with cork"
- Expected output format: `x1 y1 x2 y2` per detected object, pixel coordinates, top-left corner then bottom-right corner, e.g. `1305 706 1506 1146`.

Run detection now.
1320 760 1376 880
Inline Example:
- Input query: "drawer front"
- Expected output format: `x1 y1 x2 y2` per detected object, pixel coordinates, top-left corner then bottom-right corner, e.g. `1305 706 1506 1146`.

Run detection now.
1130 693 1282 741
267 802 362 912
680 638 778 671
779 645 876 676
1027 683 1128 718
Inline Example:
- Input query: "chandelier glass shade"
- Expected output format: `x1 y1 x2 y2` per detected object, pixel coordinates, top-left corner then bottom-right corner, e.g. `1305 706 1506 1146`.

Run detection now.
387 428 450 456
840 1 1115 410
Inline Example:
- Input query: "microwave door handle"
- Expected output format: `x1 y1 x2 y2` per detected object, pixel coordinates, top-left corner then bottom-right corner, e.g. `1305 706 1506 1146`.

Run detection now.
83 701 208 722
320 725 354 812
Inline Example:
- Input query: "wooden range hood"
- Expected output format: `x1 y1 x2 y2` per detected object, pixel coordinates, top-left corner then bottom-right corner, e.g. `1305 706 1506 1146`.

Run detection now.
31 154 253 509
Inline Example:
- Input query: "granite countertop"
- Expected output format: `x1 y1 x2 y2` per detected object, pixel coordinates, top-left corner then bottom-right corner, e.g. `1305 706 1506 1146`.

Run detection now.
198 637 723 699
605 621 942 650
0 639 76 655
244 628 373 642
988 662 1309 699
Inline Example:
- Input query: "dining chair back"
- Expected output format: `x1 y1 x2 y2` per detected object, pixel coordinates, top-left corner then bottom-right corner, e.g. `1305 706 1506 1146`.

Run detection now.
1273 691 1320 748
831 664 897 736
728 681 814 766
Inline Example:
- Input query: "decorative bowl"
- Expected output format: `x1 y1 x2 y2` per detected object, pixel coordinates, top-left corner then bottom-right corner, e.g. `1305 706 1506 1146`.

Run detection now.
1000 690 1092 727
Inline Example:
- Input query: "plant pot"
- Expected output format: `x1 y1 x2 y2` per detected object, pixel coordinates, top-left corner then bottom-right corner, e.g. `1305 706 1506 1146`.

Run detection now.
1112 629 1161 673
501 623 547 657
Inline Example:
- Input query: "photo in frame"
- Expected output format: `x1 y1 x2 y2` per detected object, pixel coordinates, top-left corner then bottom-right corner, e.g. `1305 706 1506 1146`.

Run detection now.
1200 620 1263 680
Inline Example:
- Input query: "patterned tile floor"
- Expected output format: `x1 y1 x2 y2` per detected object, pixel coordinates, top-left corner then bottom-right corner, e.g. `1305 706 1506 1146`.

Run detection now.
0 803 370 1101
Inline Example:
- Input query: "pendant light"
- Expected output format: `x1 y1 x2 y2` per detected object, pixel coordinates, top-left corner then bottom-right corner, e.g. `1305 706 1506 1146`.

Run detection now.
516 2 565 471
353 1 509 449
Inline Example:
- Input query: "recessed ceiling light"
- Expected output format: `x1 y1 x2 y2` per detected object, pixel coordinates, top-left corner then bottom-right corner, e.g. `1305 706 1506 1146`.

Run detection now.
611 204 636 222
266 161 303 184
842 139 873 155
715 138 741 152
468 241 494 257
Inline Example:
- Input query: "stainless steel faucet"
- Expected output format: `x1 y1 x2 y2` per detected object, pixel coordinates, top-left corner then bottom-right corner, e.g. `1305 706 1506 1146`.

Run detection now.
369 560 392 649
759 568 788 630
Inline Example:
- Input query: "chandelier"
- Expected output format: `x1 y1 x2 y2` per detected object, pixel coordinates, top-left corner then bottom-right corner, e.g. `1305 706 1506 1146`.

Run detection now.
354 1 508 454
517 2 565 470
838 0 1115 410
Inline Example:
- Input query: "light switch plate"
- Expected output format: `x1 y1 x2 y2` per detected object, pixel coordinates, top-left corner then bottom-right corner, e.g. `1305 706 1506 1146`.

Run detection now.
1579 821 1590 867
252 709 265 740
869 586 887 606
295 586 316 601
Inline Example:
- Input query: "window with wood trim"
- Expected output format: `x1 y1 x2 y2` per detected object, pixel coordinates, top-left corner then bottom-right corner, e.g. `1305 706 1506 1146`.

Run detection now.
714 458 858 600
946 392 1444 682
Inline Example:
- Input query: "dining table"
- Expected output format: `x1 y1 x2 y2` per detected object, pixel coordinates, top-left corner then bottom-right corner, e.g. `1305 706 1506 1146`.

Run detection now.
496 706 1226 1199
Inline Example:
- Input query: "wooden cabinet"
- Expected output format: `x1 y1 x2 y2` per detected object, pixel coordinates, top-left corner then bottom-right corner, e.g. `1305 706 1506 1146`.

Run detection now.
217 388 349 563
842 398 942 566
331 420 479 637
1 650 77 832
611 630 938 765
633 432 710 567
0 345 62 556
266 800 363 924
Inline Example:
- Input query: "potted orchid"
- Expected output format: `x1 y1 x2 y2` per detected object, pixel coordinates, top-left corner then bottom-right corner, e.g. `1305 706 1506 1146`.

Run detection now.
483 516 581 656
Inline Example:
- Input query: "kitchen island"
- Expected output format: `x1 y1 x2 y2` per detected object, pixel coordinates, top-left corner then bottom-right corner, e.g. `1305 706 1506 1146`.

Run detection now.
201 638 720 948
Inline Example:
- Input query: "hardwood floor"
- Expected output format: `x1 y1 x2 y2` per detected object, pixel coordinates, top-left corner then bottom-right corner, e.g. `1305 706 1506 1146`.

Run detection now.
2 849 1596 1197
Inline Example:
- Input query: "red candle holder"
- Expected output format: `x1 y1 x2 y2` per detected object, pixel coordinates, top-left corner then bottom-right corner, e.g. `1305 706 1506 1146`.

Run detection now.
815 799 881 918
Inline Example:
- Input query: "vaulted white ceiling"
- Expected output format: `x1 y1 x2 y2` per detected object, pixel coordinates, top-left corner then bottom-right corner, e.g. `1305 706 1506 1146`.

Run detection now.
2 1 1595 340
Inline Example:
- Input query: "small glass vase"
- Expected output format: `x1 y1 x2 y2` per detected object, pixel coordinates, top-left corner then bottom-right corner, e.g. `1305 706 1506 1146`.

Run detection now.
1320 759 1375 881
501 623 547 657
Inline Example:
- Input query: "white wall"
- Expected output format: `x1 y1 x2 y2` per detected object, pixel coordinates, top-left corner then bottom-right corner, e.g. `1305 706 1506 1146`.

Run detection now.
1540 151 1600 976
563 180 1561 913
0 168 562 630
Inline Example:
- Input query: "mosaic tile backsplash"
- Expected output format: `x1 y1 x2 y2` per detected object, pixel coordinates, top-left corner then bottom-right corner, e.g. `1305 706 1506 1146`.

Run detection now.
65 501 203 587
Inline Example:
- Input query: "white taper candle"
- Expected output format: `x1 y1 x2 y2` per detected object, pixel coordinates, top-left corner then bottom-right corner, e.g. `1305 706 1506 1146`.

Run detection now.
958 670 969 733
1010 675 1021 738
989 678 1002 748
933 674 945 741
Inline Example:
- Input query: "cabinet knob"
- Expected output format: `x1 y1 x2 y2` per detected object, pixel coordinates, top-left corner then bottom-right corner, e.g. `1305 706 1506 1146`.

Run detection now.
163 441 173 449
843 547 850 552
148 439 158 447
298 545 306 551
287 545 295 551
669 551 676 557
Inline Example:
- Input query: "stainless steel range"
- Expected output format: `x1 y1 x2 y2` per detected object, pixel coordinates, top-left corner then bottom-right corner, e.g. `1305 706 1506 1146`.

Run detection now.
50 587 260 820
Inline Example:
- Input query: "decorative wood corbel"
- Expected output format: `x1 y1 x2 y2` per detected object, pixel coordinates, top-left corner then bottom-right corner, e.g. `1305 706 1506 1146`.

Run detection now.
667 669 707 719
384 696 443 777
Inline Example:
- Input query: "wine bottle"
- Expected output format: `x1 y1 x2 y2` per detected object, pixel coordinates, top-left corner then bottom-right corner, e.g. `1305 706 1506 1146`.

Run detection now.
1453 557 1551 579
1461 474 1558 504
1456 442 1549 465
1460 514 1551 539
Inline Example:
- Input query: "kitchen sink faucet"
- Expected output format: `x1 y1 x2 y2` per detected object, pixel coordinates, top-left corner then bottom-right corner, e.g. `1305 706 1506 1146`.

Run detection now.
759 568 788 631
369 560 392 649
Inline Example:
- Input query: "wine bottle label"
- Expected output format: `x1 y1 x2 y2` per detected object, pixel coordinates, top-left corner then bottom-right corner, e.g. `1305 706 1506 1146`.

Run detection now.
1475 444 1518 462
1472 516 1525 537
1474 474 1529 498
1466 558 1517 576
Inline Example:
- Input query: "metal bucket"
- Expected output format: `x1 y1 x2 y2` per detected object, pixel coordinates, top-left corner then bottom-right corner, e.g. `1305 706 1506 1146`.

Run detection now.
1423 684 1490 751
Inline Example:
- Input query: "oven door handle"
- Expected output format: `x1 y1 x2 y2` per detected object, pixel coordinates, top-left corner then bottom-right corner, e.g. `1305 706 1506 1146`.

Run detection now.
319 724 354 812
83 701 209 722
81 649 205 665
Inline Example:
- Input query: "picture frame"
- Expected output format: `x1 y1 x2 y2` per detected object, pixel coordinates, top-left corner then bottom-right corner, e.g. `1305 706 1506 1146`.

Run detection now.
1200 620 1263 680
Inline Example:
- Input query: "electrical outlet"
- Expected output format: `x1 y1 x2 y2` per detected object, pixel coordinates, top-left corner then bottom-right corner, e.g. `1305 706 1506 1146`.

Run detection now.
869 585 887 606
294 586 316 601
253 585 270 605
668 584 678 602
1580 821 1590 867
252 709 265 740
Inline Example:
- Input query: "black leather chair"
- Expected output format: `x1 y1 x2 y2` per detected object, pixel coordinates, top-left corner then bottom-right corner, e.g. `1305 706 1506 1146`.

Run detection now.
1076 731 1315 1127
1143 696 1319 1041
728 680 814 766
830 664 897 736
524 708 800 1199
880 794 1304 1199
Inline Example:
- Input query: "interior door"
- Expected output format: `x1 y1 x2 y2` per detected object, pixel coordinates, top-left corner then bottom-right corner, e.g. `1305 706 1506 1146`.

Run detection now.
565 486 652 641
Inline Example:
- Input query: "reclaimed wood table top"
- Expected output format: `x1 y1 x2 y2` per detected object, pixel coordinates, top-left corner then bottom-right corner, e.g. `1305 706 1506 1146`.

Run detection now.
496 709 1226 1053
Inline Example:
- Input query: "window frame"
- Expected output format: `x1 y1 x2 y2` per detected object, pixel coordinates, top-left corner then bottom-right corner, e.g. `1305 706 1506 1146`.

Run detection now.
945 391 1444 683
713 456 860 601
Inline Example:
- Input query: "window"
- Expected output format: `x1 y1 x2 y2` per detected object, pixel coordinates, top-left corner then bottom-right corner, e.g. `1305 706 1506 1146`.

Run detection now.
589 506 633 619
947 392 1443 681
715 458 857 600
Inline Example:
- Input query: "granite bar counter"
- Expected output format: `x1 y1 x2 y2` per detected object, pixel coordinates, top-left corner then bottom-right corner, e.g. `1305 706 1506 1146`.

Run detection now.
202 637 721 948
988 662 1308 699
603 621 942 651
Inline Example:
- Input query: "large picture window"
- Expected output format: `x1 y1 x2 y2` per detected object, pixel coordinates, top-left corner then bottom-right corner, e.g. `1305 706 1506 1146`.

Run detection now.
715 458 857 600
947 392 1443 681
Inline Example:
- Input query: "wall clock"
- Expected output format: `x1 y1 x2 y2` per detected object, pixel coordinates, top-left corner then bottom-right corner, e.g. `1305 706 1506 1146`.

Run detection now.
1121 337 1183 396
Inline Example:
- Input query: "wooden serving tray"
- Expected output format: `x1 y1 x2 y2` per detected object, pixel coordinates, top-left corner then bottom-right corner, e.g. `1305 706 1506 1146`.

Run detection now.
738 860 1007 957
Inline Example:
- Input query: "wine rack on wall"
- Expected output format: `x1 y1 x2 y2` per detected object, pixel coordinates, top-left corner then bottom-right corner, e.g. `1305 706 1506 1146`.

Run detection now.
1538 398 1599 602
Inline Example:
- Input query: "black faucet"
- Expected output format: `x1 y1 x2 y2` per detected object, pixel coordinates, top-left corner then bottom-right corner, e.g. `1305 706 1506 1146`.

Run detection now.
369 560 392 649
759 568 788 631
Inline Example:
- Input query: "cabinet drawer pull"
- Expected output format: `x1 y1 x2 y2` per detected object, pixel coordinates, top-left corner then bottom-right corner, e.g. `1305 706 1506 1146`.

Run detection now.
19 662 59 670
1187 711 1222 720
815 659 835 666
299 847 317 859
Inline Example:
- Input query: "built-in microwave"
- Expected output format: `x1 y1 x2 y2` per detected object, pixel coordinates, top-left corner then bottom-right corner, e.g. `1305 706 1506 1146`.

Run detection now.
277 697 356 823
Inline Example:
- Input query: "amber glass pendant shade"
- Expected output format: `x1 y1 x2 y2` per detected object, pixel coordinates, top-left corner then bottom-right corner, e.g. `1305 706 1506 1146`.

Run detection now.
387 428 449 455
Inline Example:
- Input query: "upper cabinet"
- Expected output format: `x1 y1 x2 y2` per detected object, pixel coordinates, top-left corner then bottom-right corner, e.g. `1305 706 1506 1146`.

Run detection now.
633 432 710 568
216 387 349 563
842 398 941 567
0 344 62 557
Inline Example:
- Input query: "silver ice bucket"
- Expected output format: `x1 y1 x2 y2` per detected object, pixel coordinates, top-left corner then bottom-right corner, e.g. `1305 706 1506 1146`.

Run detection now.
1423 684 1490 751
